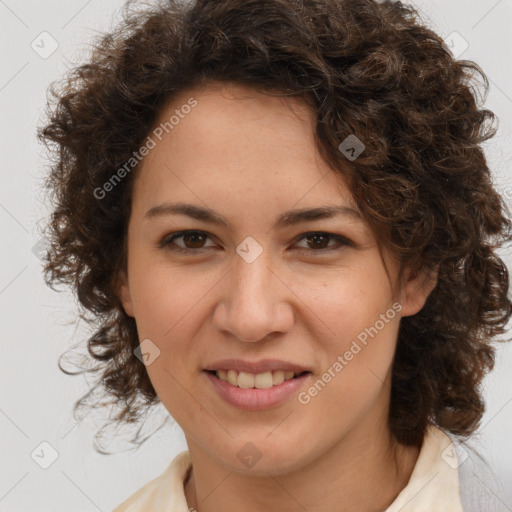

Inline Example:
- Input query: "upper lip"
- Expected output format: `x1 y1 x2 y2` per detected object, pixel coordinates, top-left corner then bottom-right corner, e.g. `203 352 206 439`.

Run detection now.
205 358 311 374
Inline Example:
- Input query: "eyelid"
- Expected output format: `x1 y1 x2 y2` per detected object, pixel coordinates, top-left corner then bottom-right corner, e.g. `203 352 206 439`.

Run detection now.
293 232 353 254
158 230 217 251
158 230 353 253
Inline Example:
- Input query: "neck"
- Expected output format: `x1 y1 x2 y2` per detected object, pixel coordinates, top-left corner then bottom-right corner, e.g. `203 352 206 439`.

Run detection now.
184 419 420 512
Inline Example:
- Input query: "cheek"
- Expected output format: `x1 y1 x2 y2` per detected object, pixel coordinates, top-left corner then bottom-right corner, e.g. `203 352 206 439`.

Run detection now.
297 310 400 442
300 265 400 398
126 263 214 405
128 266 209 422
129 261 214 337
298 264 396 344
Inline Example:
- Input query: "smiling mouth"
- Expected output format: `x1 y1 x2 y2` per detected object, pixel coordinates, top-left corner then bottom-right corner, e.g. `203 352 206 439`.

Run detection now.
205 369 311 389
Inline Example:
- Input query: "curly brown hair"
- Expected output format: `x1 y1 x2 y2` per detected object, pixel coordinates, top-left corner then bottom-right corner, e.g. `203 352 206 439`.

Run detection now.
38 0 512 452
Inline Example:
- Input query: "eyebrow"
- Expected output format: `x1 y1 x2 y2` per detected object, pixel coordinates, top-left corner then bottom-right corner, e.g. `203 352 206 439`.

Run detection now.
144 202 362 229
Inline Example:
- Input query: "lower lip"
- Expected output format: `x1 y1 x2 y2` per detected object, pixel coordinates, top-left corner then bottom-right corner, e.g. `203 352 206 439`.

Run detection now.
204 371 311 411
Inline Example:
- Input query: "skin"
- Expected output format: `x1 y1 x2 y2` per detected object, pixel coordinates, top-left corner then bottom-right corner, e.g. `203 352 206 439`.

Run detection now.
117 81 438 512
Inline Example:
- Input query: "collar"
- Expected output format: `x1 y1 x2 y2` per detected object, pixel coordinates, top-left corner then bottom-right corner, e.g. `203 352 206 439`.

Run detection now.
113 424 463 512
384 424 463 511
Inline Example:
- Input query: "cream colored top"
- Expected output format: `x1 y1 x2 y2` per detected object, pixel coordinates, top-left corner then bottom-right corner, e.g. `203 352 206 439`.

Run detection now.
112 424 465 512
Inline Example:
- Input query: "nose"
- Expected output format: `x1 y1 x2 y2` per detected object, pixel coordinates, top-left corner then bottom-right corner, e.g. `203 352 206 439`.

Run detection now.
213 250 295 343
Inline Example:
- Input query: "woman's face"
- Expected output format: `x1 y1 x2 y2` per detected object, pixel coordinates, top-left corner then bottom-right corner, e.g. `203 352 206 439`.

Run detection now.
118 82 434 475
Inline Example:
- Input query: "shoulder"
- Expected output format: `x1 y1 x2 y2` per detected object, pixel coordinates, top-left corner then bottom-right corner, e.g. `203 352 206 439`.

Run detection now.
386 424 507 512
111 450 192 512
449 433 508 512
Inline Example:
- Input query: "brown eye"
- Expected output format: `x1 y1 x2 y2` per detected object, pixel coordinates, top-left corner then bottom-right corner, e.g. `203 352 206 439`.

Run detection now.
294 232 352 255
159 230 216 252
181 232 208 248
304 233 330 250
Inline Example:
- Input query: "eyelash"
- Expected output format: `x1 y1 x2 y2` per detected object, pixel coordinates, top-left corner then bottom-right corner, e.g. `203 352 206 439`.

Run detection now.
158 230 352 255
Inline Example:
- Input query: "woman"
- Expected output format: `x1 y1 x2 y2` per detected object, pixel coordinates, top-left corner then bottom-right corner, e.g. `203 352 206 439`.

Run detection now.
38 0 512 510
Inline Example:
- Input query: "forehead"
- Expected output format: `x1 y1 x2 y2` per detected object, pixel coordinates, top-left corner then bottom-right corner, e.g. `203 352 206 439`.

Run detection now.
131 82 360 223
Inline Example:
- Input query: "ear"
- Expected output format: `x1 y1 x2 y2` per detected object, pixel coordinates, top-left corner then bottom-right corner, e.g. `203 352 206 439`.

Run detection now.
114 269 135 318
399 265 439 317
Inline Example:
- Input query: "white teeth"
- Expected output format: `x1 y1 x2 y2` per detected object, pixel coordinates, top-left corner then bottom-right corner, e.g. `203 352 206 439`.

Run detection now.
272 370 285 386
238 371 255 389
214 369 302 388
227 370 238 386
254 371 273 389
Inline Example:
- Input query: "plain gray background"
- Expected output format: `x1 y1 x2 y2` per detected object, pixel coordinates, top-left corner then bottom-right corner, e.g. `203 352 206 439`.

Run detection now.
1 0 511 510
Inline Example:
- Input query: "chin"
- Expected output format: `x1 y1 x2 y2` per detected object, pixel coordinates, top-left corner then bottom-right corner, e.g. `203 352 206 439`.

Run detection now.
210 436 315 477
